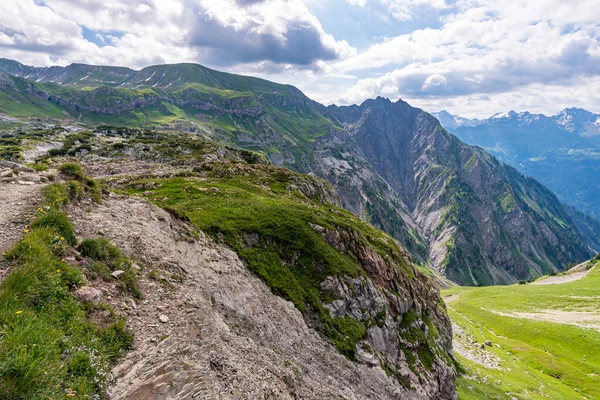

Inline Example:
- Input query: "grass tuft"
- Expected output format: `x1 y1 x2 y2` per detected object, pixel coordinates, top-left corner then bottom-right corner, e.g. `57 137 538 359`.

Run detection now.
58 163 85 180
78 238 141 299
0 186 133 399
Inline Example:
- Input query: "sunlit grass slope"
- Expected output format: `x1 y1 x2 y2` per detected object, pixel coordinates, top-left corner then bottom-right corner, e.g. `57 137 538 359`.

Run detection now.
443 259 600 399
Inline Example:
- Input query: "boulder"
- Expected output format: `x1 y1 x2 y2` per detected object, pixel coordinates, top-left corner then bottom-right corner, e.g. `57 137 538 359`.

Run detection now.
0 160 35 173
111 270 125 278
74 286 103 303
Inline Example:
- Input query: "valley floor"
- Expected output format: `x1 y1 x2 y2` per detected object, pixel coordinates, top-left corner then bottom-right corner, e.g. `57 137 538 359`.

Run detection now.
443 262 600 399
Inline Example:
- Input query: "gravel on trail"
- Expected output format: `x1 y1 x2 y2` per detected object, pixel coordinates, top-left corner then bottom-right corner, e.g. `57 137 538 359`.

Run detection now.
0 181 44 279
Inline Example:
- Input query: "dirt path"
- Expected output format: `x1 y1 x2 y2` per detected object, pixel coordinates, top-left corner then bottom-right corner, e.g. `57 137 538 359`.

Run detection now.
489 309 600 331
0 182 44 278
513 310 600 330
443 293 460 303
531 270 590 285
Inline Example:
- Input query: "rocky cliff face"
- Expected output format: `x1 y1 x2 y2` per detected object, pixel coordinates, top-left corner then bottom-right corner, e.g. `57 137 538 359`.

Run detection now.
317 227 455 397
321 98 593 285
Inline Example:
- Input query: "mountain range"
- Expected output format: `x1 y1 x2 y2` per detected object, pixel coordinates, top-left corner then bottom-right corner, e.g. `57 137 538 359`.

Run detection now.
1 58 598 286
434 109 600 222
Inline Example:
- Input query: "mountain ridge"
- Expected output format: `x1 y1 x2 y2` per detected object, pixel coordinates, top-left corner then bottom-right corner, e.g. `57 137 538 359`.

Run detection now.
0 58 596 286
435 108 600 222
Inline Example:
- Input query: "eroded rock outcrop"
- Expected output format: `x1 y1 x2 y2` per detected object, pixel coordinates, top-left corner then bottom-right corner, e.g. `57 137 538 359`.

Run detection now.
68 194 456 399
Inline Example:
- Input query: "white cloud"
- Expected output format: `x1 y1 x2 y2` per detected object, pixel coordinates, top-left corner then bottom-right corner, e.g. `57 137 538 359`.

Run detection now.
422 74 447 90
0 0 354 69
0 0 598 117
331 0 600 116
411 76 600 119
345 0 449 20
191 0 356 66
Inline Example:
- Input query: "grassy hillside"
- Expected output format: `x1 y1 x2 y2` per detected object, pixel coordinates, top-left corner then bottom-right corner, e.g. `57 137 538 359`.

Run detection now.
444 258 600 399
112 163 419 358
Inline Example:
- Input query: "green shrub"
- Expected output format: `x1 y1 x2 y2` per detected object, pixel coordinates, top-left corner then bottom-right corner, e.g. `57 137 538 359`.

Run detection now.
31 162 49 172
30 210 76 245
58 163 85 180
67 180 84 201
42 183 69 209
78 238 140 298
78 238 121 262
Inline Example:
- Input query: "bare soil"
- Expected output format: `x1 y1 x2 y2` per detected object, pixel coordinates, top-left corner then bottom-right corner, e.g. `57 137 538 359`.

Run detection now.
0 181 44 279
531 270 590 285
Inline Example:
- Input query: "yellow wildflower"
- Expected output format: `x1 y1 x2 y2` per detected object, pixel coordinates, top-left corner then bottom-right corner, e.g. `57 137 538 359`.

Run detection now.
15 311 23 315
56 269 61 273
60 237 65 241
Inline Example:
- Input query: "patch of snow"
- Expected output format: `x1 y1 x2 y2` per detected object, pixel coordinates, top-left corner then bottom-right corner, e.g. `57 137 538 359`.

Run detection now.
527 156 546 162
491 111 515 119
144 71 156 82
80 73 90 81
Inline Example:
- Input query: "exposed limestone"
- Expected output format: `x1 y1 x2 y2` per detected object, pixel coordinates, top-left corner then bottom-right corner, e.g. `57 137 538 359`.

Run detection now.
68 195 457 400
73 286 103 303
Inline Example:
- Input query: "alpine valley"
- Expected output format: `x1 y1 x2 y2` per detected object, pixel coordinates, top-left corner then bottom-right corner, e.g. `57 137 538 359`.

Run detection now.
433 109 600 223
1 59 600 400
1 59 598 286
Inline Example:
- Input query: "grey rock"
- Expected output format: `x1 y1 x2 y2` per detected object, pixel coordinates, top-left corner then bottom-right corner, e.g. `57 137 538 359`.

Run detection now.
18 173 40 183
158 314 169 323
0 161 17 169
0 160 35 173
74 286 103 303
111 270 125 278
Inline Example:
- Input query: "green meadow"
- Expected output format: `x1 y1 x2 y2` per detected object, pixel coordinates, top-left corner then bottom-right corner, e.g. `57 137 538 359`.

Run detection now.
444 260 600 399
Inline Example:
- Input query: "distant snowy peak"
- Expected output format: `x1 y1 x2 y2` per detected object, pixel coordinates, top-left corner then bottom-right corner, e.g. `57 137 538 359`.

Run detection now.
491 110 517 119
552 108 600 135
431 110 482 130
482 110 550 128
434 108 600 136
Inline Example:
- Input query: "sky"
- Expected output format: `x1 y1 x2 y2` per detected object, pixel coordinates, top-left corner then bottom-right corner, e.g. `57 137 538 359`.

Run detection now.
1 0 599 118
